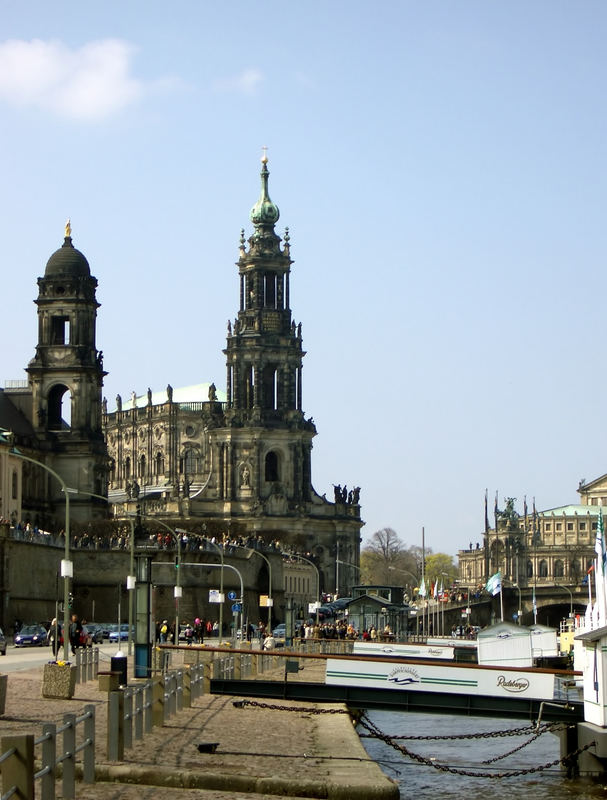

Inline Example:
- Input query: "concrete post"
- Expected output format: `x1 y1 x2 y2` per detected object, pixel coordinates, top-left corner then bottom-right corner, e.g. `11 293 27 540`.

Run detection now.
152 677 164 727
107 691 125 761
1 735 34 800
182 667 191 708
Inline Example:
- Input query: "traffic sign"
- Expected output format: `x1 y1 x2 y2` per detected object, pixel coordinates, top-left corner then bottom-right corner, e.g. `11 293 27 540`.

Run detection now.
231 603 241 613
228 591 237 601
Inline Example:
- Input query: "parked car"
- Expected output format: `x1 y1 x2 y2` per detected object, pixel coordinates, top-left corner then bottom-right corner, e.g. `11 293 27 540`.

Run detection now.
80 625 103 646
83 624 104 644
109 624 132 642
272 623 286 638
14 624 47 647
0 627 6 655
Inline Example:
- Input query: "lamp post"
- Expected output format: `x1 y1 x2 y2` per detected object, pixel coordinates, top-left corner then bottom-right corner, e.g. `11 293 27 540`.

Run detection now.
66 488 136 655
335 557 361 597
9 447 72 662
193 533 224 643
137 517 181 640
285 553 321 625
388 565 420 636
555 583 574 618
153 561 245 645
250 550 273 633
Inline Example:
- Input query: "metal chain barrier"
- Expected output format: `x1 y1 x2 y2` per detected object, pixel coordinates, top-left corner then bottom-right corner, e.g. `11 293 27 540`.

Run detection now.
233 699 349 715
357 713 595 779
358 721 562 742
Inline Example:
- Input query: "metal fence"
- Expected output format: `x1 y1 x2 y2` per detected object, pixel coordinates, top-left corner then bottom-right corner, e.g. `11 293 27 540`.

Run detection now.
1 706 95 800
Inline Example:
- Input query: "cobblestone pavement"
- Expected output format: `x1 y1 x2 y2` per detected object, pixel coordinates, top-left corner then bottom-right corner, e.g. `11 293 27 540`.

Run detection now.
0 650 398 799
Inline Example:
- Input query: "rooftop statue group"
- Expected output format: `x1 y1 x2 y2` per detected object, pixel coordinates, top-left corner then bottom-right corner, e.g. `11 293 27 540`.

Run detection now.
333 484 360 505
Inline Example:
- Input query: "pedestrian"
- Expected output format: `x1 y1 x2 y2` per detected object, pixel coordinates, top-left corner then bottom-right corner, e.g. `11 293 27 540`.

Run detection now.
69 614 82 655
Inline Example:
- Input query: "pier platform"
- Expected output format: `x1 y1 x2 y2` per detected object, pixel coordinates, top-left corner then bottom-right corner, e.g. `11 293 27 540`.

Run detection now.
0 654 399 799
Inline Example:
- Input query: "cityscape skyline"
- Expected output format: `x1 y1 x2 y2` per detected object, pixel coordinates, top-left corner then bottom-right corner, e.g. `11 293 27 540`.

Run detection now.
1 2 606 556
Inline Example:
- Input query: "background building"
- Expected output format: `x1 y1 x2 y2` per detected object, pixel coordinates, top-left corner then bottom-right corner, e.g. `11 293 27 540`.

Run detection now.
458 481 601 590
103 158 363 596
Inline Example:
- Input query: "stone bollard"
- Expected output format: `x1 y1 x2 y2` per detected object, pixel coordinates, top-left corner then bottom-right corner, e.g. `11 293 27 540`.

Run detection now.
1 734 34 800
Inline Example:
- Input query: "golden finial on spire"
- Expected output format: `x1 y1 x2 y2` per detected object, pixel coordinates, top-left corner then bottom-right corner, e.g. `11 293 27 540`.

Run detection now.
65 218 72 238
261 145 268 164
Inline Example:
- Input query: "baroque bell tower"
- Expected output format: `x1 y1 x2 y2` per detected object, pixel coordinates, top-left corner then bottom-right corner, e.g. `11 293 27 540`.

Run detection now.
220 154 315 506
26 222 108 520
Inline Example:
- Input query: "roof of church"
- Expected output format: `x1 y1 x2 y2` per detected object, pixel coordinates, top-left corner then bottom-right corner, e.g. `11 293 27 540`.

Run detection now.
45 236 91 278
108 383 226 413
0 391 36 437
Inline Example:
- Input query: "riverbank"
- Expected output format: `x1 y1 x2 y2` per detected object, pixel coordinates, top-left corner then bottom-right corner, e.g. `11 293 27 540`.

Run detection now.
0 652 399 799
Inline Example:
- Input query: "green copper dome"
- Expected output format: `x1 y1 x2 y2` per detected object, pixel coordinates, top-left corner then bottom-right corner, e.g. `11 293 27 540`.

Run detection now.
250 156 280 227
45 228 91 278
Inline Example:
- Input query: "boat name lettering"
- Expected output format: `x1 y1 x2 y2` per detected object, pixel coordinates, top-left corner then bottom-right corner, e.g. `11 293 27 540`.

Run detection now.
427 648 444 656
496 675 530 693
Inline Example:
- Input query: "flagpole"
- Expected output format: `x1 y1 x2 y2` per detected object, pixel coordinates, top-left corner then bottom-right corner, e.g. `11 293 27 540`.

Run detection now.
499 582 504 622
421 527 426 639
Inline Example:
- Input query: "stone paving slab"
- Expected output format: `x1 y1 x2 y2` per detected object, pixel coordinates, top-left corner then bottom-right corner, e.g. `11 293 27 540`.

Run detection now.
0 655 399 799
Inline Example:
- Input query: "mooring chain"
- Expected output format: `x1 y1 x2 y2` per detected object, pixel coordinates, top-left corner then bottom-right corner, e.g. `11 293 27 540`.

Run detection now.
359 722 561 742
233 699 349 715
481 730 547 764
357 714 595 779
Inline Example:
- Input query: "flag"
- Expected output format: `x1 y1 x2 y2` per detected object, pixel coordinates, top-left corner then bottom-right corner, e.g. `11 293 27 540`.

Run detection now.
532 586 537 615
594 505 607 626
597 506 607 575
485 571 502 596
433 579 438 600
418 577 426 598
524 496 528 530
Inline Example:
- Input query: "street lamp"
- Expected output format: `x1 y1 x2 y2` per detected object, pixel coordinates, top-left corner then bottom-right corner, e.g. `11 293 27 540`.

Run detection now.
555 583 574 618
136 517 182 639
250 550 273 633
9 446 72 662
285 553 321 625
191 533 224 643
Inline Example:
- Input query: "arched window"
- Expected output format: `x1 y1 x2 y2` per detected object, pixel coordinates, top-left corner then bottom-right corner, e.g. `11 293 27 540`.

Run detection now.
265 451 279 482
125 457 131 480
527 560 533 578
48 384 71 429
11 470 18 500
554 559 564 578
262 365 278 410
539 560 548 578
139 455 146 479
155 452 164 476
571 559 581 581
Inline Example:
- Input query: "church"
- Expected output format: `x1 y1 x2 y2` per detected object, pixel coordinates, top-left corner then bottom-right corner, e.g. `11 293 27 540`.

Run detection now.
1 157 363 597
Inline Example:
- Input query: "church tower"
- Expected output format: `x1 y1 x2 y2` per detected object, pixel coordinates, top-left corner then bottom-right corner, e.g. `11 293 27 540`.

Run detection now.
26 222 107 520
221 153 315 504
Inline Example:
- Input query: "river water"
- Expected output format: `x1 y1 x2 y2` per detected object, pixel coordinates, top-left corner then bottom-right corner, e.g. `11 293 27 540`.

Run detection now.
359 710 607 799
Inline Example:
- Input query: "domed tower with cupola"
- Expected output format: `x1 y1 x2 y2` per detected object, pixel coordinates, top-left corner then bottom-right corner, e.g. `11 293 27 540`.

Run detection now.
26 221 108 520
221 153 314 504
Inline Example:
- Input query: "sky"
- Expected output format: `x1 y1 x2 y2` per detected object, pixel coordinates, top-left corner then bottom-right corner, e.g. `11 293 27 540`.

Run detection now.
1 2 606 558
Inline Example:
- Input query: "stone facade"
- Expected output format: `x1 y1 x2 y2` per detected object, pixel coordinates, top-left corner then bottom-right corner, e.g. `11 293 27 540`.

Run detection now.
458 483 602 589
0 221 108 528
103 159 363 595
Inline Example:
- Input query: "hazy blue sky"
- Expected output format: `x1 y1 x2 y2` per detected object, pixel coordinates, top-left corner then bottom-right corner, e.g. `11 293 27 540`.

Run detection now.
1 2 605 557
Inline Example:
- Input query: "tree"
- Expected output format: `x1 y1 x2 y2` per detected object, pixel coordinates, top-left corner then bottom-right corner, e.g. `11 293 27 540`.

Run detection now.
360 528 429 588
424 553 457 589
